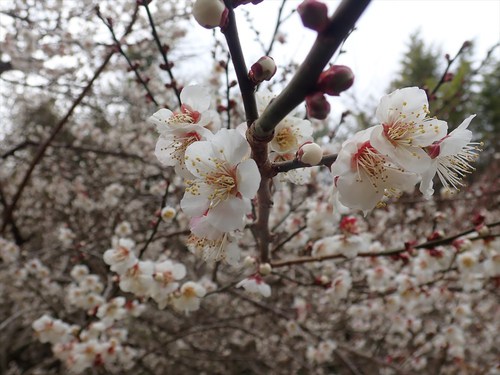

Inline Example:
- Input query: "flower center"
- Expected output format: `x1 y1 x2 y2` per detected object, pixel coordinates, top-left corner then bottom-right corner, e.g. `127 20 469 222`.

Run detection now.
182 286 197 298
383 121 419 146
351 141 388 191
167 104 201 125
275 127 297 151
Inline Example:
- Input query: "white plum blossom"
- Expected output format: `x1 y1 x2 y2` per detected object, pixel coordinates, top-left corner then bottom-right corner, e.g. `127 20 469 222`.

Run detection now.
370 87 448 173
181 128 260 232
420 114 480 197
151 260 187 309
172 281 207 314
119 260 155 297
149 85 220 178
32 315 75 344
236 275 271 297
187 215 241 266
331 128 419 214
103 238 138 275
256 92 313 155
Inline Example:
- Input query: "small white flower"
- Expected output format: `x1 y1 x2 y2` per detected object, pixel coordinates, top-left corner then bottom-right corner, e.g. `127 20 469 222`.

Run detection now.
160 206 176 221
236 275 271 297
103 238 138 275
172 281 207 314
181 128 260 232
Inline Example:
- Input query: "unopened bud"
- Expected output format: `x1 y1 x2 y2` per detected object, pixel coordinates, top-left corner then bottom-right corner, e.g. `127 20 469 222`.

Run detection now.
161 206 176 221
317 65 354 96
305 92 330 120
297 142 323 166
297 0 329 32
193 0 229 29
243 256 256 267
259 263 272 276
249 56 277 84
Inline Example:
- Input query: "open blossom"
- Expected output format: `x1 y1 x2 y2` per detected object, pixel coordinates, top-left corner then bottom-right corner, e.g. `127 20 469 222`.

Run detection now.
256 92 313 154
187 215 241 266
370 87 448 173
172 281 207 314
181 128 260 232
151 260 186 309
149 85 221 178
420 115 480 197
103 238 137 275
331 128 419 214
236 275 271 297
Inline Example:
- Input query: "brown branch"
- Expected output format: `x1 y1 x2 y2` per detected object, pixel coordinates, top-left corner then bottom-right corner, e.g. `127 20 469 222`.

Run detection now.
0 5 140 235
222 0 259 126
142 2 182 106
252 0 371 137
272 153 338 174
270 220 500 268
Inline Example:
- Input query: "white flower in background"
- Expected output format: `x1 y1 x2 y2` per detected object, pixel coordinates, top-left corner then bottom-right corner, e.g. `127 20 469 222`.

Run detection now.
160 206 176 221
181 128 260 232
151 260 186 309
312 234 369 259
370 87 448 173
306 340 337 364
187 215 241 266
172 281 207 314
119 260 155 297
96 297 127 326
149 85 220 178
327 269 352 301
0 237 20 263
114 221 132 237
103 238 137 275
256 92 313 154
58 226 75 247
70 265 90 282
236 275 271 297
420 115 480 197
331 128 419 214
32 315 74 344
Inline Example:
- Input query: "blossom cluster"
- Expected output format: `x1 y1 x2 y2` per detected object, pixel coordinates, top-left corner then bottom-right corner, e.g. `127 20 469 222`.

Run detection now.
103 237 206 313
331 87 481 214
32 265 145 374
149 85 261 266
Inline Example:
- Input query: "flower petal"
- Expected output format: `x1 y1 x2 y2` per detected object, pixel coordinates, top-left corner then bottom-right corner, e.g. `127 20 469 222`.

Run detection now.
236 159 260 198
180 85 211 112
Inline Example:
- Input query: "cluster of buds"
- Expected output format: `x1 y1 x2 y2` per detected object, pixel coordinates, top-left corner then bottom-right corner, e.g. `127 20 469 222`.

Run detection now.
306 65 354 119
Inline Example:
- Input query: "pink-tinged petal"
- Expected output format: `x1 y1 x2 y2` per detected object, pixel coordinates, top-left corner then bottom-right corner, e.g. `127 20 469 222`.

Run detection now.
208 198 247 232
148 109 174 132
198 110 221 132
419 163 438 198
412 118 448 147
211 129 250 164
180 85 211 112
181 184 211 217
236 159 260 198
376 87 428 124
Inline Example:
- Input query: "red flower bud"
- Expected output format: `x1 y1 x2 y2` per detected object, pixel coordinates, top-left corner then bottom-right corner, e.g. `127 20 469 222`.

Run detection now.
305 92 330 120
317 65 354 96
248 56 277 84
297 0 329 32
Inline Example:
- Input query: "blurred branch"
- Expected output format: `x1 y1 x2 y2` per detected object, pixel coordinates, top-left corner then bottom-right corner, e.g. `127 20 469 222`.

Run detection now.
96 6 159 106
271 220 500 268
142 2 182 107
271 153 337 174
